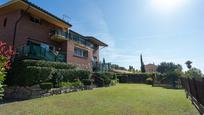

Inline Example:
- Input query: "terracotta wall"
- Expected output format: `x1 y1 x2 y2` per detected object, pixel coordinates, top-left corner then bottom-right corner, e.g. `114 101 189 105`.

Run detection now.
0 10 21 45
0 10 98 70
66 40 93 70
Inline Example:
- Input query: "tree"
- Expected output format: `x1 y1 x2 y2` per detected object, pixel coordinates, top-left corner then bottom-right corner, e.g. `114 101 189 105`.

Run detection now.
156 62 183 88
128 66 133 71
185 60 192 69
157 62 182 74
0 41 14 99
185 68 203 79
140 54 145 73
111 64 127 70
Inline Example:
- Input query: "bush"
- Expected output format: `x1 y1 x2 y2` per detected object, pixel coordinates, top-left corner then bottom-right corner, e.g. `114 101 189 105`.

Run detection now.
7 60 91 87
0 41 15 99
82 79 93 86
40 82 53 90
59 82 72 87
77 70 91 80
117 73 155 83
59 69 91 82
71 80 83 87
146 77 153 85
16 60 76 69
7 66 54 86
93 72 116 87
110 80 118 86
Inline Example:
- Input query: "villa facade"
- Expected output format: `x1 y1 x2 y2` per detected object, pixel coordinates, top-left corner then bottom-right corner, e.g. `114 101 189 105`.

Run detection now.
145 64 157 73
0 0 108 70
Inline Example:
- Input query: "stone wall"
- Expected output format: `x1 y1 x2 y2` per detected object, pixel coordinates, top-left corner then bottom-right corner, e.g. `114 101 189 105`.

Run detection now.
4 85 96 100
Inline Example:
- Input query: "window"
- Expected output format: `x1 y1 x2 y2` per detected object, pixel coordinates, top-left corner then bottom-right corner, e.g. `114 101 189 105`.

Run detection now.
74 47 88 58
30 16 41 24
3 18 7 27
70 33 94 48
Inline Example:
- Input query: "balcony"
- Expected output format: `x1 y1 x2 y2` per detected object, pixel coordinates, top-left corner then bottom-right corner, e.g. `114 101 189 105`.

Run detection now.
16 44 66 62
50 29 68 42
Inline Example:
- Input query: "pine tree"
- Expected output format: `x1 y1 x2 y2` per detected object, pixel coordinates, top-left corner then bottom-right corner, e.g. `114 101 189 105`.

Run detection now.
140 54 146 73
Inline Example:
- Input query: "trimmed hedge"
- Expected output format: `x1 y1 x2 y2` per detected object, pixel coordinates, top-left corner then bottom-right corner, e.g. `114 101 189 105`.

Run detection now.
59 69 91 82
117 73 155 84
40 82 53 90
82 79 93 86
6 60 91 87
92 72 117 87
7 66 54 86
12 60 76 69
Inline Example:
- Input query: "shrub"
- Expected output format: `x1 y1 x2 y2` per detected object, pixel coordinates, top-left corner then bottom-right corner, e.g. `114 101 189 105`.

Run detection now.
7 66 54 86
185 68 203 79
17 60 76 69
71 80 83 87
0 41 14 99
7 60 91 87
77 70 91 80
40 82 53 90
58 69 76 82
93 72 116 87
60 69 91 82
82 79 93 86
59 82 72 87
110 80 118 86
117 73 155 83
146 77 153 85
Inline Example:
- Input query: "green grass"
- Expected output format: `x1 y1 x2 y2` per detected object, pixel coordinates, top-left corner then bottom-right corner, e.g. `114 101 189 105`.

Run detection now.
0 84 198 115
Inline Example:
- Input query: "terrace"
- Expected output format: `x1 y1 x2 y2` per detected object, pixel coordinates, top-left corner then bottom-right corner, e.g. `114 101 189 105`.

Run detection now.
16 43 66 62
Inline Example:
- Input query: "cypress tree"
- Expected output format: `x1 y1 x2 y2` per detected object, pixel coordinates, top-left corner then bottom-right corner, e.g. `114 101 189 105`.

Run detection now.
140 54 146 73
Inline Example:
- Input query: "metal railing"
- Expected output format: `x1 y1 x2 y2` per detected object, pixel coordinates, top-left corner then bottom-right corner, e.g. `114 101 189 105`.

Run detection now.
16 44 66 62
51 29 69 40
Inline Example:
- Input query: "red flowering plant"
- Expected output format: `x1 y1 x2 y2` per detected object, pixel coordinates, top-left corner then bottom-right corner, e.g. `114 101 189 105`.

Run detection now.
0 40 15 99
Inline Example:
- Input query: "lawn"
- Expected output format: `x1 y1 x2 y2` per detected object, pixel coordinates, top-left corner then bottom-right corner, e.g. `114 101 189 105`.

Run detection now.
0 84 198 115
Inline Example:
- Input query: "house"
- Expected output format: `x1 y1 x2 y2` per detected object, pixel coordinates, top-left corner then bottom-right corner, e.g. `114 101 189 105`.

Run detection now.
145 64 157 73
0 0 108 70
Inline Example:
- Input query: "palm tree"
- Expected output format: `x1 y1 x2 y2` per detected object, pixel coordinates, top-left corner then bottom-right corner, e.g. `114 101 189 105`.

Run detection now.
185 60 192 69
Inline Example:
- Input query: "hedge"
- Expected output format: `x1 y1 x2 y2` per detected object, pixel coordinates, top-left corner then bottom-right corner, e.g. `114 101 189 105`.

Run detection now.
117 73 155 83
58 69 91 82
12 60 76 69
92 72 117 87
7 66 54 86
6 60 91 87
40 82 53 90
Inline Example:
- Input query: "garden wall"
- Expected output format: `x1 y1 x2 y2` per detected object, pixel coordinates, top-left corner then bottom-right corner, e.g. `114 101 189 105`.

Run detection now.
4 85 96 100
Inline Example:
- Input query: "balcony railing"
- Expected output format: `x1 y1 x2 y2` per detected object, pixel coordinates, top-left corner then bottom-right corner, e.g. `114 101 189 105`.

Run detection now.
50 29 68 42
16 44 66 62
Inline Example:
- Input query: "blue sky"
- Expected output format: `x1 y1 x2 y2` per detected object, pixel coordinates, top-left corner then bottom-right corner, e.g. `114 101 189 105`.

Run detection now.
1 0 204 72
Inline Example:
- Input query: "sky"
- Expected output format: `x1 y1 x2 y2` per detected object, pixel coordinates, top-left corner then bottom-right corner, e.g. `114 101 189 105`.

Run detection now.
0 0 204 72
